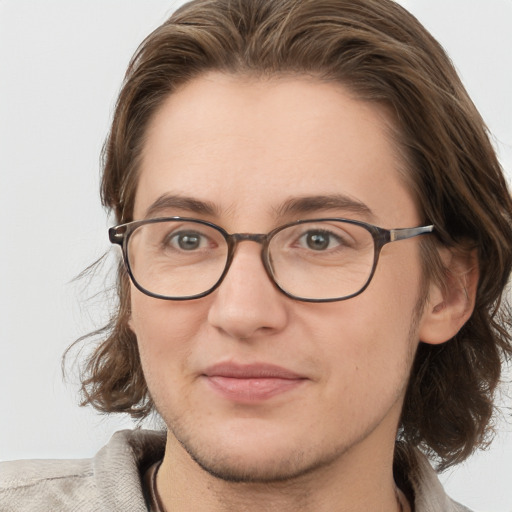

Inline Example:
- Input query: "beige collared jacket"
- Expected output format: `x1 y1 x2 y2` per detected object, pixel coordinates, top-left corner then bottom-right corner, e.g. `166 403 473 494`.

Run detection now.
0 429 473 511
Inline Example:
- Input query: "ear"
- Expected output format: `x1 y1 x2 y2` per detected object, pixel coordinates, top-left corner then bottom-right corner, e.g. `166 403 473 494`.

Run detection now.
418 247 479 345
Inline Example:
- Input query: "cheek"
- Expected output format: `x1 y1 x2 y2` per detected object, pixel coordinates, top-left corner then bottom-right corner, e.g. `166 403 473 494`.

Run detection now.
309 249 423 391
129 287 208 380
360 249 424 369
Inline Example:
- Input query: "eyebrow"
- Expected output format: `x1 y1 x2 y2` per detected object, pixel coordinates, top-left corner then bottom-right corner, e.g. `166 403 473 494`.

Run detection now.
274 194 375 220
143 192 375 222
144 194 220 218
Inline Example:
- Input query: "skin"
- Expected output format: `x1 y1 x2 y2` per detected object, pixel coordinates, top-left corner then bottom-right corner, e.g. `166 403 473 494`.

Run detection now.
128 73 470 511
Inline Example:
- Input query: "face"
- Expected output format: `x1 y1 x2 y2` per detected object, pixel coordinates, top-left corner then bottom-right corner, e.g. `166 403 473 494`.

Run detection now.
130 73 428 482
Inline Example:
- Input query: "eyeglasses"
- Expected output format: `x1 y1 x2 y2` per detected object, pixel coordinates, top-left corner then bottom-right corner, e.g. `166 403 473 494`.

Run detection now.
109 217 434 302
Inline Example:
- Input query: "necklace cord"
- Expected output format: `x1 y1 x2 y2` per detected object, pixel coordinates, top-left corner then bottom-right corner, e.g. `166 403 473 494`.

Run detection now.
148 462 407 512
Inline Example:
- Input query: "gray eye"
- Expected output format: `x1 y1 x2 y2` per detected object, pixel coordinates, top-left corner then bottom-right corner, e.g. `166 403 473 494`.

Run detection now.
299 230 342 251
167 231 206 250
178 233 201 250
306 232 330 250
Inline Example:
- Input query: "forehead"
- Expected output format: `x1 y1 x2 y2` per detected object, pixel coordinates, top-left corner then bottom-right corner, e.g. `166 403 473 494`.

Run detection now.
135 73 419 228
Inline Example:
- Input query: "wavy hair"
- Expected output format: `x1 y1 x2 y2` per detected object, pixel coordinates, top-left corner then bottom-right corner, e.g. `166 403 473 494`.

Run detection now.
71 0 512 469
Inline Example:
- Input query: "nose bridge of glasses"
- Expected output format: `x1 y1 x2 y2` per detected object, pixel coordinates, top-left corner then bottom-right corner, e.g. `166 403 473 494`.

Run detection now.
230 232 268 245
224 232 273 279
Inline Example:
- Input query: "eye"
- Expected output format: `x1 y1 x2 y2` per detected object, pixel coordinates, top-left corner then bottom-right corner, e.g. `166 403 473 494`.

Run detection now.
299 230 342 251
166 230 209 251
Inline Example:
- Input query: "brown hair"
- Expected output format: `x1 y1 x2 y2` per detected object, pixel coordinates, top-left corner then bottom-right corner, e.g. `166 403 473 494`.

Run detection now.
74 0 512 469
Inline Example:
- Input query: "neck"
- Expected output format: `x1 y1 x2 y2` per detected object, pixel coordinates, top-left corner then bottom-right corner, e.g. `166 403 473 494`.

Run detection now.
156 432 408 512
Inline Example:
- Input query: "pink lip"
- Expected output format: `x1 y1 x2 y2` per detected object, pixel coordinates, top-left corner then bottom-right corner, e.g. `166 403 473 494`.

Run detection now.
202 363 307 402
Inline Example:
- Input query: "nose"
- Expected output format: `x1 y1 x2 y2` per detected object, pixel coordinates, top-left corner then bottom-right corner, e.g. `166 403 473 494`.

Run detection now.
207 242 289 340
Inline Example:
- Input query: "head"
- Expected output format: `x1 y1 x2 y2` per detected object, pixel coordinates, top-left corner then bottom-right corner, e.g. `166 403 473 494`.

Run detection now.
78 0 512 471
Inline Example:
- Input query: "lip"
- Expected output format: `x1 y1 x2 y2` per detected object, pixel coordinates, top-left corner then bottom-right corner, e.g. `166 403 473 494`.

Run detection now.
201 362 307 402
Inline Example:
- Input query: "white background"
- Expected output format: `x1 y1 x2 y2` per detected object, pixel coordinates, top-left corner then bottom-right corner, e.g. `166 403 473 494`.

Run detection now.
0 1 511 510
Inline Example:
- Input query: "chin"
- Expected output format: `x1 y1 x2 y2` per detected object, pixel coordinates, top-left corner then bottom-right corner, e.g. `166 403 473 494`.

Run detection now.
183 443 332 484
170 420 345 484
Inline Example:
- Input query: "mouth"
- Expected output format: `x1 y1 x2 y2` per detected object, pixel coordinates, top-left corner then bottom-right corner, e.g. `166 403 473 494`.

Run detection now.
201 362 308 402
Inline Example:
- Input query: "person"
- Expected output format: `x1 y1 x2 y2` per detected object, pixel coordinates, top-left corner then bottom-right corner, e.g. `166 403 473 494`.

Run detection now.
1 0 511 510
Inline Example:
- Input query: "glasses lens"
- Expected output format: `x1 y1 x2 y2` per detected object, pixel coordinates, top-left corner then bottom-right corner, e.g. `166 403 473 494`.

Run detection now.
268 220 375 300
127 220 228 298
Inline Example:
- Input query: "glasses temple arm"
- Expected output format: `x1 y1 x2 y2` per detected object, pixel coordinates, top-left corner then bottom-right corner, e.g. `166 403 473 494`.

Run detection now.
109 227 126 246
389 225 434 242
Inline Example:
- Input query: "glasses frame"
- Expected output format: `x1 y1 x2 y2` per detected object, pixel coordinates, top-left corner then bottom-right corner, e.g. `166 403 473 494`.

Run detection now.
109 216 434 303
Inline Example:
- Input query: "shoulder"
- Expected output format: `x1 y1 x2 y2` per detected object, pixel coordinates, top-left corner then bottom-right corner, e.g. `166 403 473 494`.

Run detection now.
0 429 166 512
450 502 474 512
0 457 95 512
405 447 474 512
